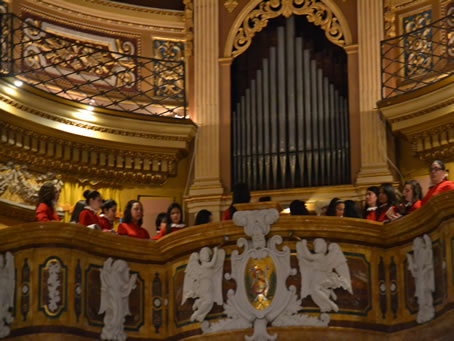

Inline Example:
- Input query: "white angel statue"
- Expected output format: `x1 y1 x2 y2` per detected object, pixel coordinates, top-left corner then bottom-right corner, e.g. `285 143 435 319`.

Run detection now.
407 234 435 324
99 258 137 341
296 239 352 312
182 247 226 322
0 252 15 338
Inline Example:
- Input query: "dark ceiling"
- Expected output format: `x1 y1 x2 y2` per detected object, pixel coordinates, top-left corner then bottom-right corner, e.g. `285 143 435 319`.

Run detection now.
108 0 184 11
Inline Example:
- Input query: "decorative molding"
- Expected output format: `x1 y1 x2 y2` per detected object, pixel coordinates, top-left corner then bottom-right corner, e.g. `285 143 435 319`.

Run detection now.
224 0 239 13
183 0 193 57
0 251 14 339
38 257 67 319
224 0 352 58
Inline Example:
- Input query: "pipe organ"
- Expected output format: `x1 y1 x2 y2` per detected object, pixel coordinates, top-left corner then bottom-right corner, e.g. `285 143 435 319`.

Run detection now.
231 15 350 190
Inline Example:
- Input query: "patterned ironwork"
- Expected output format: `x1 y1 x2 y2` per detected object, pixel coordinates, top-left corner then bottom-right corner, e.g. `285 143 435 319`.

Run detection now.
381 11 454 99
0 13 186 117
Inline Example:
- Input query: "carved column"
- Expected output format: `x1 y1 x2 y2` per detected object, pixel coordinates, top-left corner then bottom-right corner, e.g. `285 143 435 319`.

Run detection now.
356 0 394 185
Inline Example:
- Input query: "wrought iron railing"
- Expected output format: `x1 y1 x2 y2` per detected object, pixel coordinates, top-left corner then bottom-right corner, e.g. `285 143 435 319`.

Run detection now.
0 13 186 117
381 12 454 99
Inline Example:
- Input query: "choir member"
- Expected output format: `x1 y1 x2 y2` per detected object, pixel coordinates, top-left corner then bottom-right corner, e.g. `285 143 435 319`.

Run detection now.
401 180 422 215
364 186 379 221
155 212 167 233
421 160 454 205
222 183 250 221
98 199 117 232
326 198 344 217
344 200 361 218
376 184 400 222
118 200 150 239
152 202 185 240
79 190 102 229
194 209 212 225
35 182 60 222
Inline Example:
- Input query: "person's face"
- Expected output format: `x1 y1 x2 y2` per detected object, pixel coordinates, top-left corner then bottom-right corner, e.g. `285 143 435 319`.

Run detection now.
170 207 181 224
90 196 103 211
365 191 377 206
131 202 143 223
105 205 117 222
429 162 446 184
403 184 413 202
335 203 345 217
379 188 388 205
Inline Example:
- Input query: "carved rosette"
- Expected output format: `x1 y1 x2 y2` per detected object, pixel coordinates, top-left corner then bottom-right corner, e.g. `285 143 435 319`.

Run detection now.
38 257 67 318
152 272 163 333
231 0 345 58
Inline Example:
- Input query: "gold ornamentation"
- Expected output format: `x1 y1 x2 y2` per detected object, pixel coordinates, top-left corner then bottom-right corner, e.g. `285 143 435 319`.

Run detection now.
184 0 194 57
245 256 276 310
231 0 345 58
224 0 239 13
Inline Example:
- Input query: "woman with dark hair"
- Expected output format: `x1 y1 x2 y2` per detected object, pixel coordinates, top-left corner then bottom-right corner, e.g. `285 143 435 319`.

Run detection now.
118 200 150 239
155 212 167 233
79 190 102 228
289 200 310 216
343 200 361 218
364 186 379 221
326 198 344 217
98 199 117 231
401 180 422 215
376 183 400 222
421 160 454 205
35 182 60 222
195 209 212 225
223 183 251 221
152 202 185 240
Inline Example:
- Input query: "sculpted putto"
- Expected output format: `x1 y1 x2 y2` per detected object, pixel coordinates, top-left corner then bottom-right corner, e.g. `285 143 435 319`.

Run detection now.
0 252 15 338
296 239 352 312
407 234 435 324
99 258 137 341
182 247 226 322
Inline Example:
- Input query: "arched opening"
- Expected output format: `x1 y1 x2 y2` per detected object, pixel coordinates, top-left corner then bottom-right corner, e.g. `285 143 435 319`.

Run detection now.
231 14 349 190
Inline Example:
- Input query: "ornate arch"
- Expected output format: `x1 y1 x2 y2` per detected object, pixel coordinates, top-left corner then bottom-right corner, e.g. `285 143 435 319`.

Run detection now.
224 0 353 58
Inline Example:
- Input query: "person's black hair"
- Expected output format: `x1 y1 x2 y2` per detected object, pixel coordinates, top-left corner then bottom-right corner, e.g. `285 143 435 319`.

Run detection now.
83 189 101 206
102 199 117 213
289 200 309 216
195 209 212 225
363 186 380 218
123 200 143 227
344 200 361 218
37 182 56 209
229 183 251 219
155 212 167 231
432 160 446 171
165 202 183 235
326 198 340 217
376 183 398 221
258 196 271 202
404 180 422 204
70 200 86 223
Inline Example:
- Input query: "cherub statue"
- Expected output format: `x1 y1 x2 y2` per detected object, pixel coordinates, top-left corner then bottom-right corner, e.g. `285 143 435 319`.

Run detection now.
182 247 226 322
407 234 435 324
0 252 15 338
296 239 352 312
99 258 137 341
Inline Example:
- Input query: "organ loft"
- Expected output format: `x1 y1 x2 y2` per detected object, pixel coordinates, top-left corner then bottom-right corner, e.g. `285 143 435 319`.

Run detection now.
1 0 454 340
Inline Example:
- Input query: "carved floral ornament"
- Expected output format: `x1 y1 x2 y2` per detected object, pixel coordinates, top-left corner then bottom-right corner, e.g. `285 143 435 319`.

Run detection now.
226 0 351 58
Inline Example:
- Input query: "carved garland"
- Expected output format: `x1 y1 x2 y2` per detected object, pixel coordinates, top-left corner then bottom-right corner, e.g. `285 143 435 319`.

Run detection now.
231 0 345 58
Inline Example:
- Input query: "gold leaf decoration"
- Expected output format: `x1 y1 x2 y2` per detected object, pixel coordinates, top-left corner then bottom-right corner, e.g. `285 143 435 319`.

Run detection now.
224 0 239 13
232 0 344 58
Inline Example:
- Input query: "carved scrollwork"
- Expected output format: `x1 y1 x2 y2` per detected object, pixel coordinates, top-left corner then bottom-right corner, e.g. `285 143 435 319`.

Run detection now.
231 0 345 58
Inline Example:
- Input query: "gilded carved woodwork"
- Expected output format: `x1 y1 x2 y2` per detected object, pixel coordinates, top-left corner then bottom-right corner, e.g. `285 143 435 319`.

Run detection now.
224 0 239 13
183 0 194 57
230 0 346 58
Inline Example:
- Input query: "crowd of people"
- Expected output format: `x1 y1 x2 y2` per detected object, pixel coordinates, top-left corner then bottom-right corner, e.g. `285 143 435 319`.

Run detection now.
34 160 454 239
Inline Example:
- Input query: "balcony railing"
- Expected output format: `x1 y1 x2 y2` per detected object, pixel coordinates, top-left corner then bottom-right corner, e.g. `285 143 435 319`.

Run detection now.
381 12 454 99
0 12 186 117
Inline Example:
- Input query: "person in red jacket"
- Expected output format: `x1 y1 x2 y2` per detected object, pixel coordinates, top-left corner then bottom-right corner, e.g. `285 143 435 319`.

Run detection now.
152 202 185 240
79 190 102 229
118 200 150 239
364 186 379 221
422 160 454 205
35 182 60 222
376 183 401 223
98 199 117 232
401 180 422 215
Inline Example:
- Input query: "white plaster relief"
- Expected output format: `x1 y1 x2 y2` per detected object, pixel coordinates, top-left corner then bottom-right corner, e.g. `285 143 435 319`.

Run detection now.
0 252 14 339
182 246 226 322
47 262 61 313
99 258 137 341
407 234 435 324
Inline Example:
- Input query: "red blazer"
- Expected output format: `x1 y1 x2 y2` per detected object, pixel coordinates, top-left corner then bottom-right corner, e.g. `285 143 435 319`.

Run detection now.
365 207 377 221
422 180 454 206
36 203 59 222
98 215 113 231
151 225 185 240
376 205 398 222
222 208 231 221
407 200 422 214
118 222 150 239
79 209 100 227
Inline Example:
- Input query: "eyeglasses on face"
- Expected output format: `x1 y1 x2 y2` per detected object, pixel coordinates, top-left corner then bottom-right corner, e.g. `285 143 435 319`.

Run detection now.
429 167 443 172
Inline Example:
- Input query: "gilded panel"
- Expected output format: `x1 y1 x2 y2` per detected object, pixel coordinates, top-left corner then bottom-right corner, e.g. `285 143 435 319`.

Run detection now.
38 256 68 319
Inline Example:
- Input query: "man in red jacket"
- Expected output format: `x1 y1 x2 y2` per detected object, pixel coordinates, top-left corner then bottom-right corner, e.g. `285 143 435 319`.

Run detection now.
422 160 454 205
